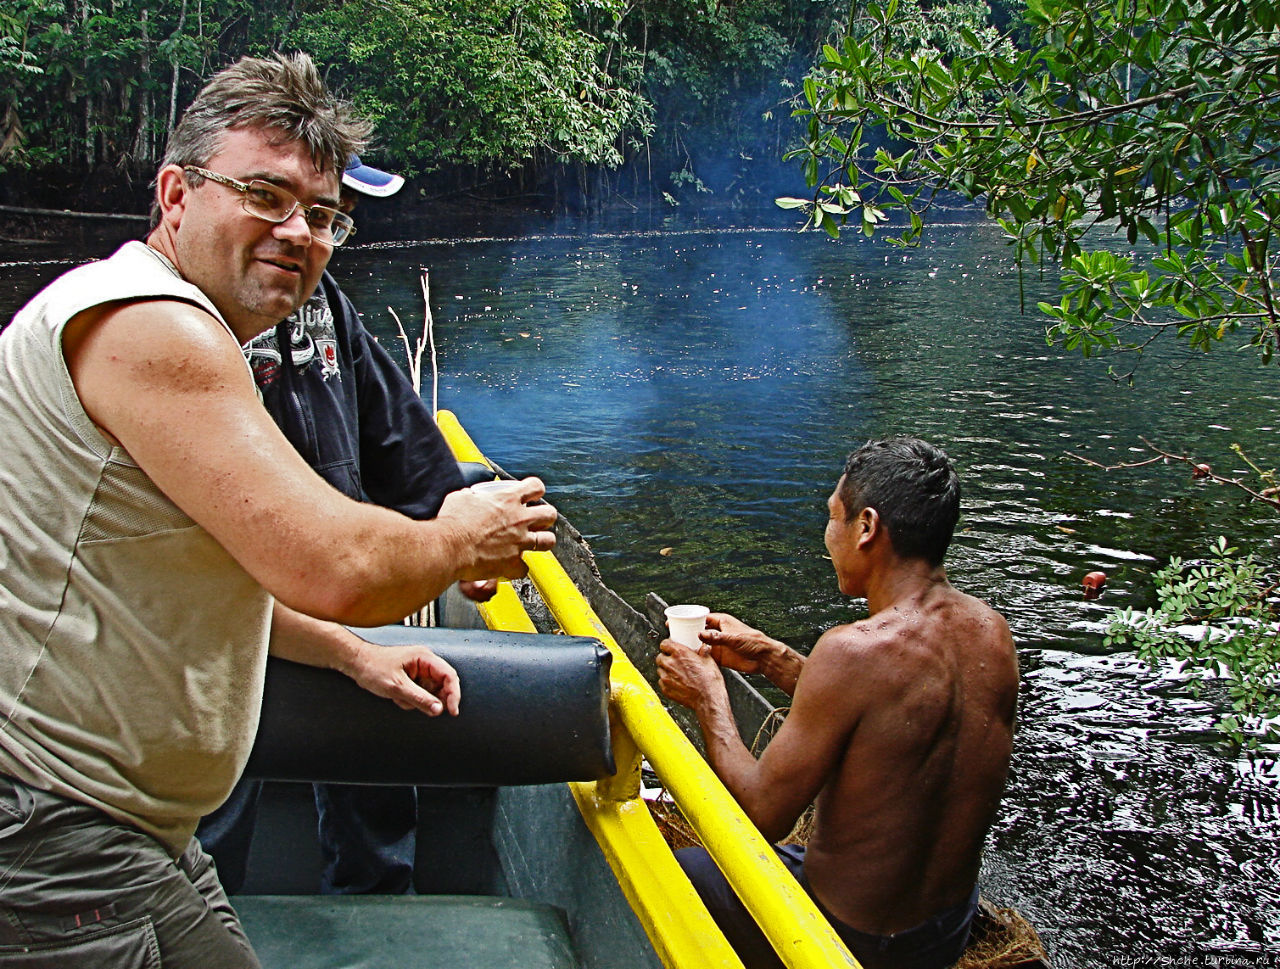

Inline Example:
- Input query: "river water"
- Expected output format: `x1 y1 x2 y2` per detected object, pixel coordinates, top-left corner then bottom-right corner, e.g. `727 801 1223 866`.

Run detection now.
2 212 1278 967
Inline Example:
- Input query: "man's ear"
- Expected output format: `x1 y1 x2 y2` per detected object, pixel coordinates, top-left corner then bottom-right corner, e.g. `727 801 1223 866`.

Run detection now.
856 506 880 549
154 165 190 230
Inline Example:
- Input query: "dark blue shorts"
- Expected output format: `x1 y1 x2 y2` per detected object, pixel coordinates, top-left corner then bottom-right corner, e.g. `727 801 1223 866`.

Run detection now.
677 844 978 969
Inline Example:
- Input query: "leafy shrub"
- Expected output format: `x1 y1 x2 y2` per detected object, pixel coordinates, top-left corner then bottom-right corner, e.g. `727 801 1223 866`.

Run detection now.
1105 537 1280 748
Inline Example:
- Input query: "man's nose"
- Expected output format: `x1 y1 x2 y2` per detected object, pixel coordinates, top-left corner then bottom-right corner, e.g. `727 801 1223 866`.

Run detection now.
273 207 314 247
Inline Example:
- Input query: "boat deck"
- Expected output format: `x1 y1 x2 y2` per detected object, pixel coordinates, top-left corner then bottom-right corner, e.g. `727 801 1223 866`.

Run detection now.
238 895 578 969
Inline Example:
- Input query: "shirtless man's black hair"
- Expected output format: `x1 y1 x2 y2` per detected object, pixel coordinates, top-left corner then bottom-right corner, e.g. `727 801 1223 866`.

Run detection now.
838 435 960 567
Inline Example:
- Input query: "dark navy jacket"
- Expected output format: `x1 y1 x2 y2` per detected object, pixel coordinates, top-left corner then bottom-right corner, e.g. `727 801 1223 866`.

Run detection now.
243 271 464 517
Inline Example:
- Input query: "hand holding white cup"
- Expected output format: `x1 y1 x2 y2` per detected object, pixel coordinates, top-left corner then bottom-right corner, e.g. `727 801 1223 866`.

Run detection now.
665 604 710 650
469 478 555 554
470 479 524 496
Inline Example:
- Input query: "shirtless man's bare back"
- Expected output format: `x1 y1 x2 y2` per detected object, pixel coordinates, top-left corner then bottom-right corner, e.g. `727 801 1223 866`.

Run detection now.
657 436 1019 969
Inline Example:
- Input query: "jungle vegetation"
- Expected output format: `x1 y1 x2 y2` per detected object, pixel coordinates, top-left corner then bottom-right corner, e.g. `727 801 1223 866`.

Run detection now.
0 0 844 206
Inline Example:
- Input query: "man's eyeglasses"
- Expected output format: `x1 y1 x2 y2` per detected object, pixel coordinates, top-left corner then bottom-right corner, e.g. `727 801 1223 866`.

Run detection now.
183 166 356 247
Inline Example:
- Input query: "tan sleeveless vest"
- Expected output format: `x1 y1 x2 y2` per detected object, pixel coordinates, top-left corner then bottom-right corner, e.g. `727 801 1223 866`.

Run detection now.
0 242 273 856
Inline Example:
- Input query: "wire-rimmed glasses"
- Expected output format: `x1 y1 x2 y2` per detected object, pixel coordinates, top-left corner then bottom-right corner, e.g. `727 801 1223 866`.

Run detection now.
183 166 355 247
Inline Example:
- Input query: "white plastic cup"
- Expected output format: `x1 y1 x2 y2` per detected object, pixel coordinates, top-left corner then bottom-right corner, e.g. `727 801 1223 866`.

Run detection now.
665 604 710 649
470 479 523 496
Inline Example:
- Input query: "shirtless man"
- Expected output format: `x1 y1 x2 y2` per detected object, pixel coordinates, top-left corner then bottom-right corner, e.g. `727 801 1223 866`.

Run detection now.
656 436 1019 969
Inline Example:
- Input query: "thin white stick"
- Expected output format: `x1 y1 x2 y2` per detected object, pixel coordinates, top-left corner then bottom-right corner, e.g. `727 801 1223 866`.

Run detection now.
420 270 439 416
388 305 422 396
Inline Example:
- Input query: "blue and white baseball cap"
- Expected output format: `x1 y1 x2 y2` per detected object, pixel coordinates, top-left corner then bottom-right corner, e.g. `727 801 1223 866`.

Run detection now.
342 155 405 197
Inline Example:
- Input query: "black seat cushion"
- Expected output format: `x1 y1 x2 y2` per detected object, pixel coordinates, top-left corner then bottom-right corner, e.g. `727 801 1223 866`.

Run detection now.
245 628 614 787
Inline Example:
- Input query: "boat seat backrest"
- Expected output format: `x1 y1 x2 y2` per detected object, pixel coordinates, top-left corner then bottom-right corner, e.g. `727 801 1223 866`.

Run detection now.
244 627 615 786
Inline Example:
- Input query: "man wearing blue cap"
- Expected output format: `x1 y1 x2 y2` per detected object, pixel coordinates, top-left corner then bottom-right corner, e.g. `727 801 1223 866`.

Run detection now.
198 155 474 896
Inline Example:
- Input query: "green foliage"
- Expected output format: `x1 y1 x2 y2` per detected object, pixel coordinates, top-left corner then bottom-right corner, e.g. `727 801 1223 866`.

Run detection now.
0 1 46 80
0 0 254 170
286 0 652 173
785 0 1280 364
1105 537 1280 748
6 0 858 197
4 0 858 200
2 0 653 177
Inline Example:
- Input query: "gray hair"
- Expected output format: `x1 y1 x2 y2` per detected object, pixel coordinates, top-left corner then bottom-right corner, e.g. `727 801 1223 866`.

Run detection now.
152 52 370 224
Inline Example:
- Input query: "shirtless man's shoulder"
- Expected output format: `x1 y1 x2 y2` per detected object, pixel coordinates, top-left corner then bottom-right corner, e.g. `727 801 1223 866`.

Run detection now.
809 584 1014 702
810 583 1017 771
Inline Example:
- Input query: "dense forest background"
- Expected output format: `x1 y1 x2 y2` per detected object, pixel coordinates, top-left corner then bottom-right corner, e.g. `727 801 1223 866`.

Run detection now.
0 0 1017 216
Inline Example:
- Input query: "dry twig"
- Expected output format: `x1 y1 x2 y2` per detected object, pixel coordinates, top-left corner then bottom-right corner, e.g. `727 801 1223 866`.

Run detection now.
389 269 440 414
1067 437 1280 510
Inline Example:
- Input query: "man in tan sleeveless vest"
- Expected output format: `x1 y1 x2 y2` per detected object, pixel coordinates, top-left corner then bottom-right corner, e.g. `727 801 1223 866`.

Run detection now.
0 53 556 968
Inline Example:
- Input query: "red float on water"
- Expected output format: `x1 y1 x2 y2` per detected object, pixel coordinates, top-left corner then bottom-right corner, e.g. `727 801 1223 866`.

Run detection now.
1082 571 1107 599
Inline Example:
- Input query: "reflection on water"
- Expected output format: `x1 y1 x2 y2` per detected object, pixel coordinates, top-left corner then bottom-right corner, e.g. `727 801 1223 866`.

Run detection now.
997 649 1280 962
3 218 1278 966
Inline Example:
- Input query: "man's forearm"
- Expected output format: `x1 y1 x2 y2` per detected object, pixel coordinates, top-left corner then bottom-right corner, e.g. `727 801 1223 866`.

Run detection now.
298 510 468 626
268 602 370 675
759 639 804 697
268 603 461 717
693 685 793 842
695 688 757 792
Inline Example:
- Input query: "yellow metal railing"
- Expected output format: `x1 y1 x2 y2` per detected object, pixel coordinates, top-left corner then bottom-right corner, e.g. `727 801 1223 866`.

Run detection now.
437 409 860 969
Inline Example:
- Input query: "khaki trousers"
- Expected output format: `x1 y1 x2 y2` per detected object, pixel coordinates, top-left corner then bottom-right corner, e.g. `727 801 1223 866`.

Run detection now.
0 773 260 968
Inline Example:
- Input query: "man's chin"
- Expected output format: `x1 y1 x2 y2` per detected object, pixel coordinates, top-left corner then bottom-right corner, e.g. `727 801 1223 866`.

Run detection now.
224 293 299 342
220 270 322 339
255 279 310 316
